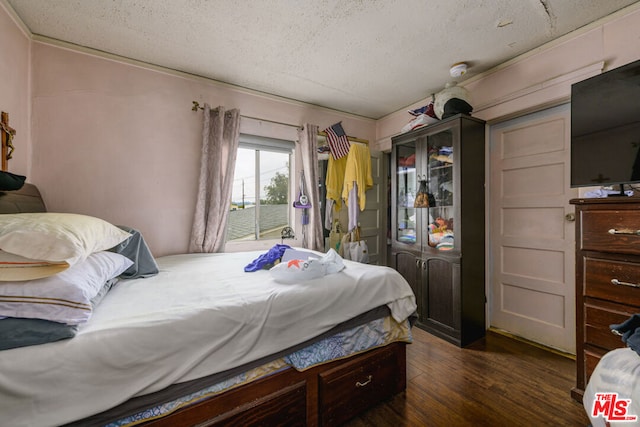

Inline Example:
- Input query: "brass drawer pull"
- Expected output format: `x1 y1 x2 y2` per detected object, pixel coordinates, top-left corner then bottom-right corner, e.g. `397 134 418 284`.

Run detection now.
608 228 640 235
355 375 373 387
611 278 640 288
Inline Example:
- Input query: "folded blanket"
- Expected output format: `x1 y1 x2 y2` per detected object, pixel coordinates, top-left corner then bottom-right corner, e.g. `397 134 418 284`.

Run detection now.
610 314 640 355
111 226 159 279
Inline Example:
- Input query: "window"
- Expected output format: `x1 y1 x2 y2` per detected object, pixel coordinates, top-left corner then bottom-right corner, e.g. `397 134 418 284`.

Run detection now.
227 134 294 242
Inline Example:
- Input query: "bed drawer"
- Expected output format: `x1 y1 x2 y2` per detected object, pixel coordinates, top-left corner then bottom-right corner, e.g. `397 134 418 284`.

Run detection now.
319 345 402 427
584 257 640 306
584 301 636 350
580 210 640 256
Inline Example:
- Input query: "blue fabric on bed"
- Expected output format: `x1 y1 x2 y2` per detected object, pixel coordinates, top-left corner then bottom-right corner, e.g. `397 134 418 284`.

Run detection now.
0 317 78 350
244 244 291 272
111 226 159 279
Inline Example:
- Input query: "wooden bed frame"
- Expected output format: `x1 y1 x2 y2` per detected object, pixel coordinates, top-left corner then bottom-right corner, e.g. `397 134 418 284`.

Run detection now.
3 184 409 426
141 342 407 427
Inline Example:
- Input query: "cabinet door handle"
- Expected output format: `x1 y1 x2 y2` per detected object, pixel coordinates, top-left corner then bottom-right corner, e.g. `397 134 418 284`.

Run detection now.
608 228 640 235
611 278 640 288
416 259 421 268
356 375 372 387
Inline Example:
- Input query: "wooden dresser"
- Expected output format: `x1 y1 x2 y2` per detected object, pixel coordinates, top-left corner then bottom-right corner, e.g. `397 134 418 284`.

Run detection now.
571 197 640 402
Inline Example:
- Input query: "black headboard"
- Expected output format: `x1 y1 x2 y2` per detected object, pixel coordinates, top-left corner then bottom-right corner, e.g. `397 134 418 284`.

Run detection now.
0 183 46 213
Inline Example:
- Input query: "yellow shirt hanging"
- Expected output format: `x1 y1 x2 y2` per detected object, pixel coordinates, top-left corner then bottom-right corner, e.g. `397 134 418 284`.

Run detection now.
325 154 348 209
341 144 373 211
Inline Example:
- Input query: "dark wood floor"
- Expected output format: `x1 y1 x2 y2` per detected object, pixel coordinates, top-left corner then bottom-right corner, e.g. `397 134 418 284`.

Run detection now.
345 328 590 427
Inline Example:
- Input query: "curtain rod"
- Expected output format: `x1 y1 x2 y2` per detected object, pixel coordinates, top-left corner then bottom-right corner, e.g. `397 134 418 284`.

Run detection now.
192 101 300 129
317 131 368 145
191 101 369 144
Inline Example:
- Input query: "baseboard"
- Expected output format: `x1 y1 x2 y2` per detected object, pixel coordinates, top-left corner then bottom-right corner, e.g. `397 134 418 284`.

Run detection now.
488 327 576 360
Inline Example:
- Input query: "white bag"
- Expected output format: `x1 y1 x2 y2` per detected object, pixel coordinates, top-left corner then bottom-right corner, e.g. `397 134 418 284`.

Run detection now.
348 240 369 263
341 226 369 263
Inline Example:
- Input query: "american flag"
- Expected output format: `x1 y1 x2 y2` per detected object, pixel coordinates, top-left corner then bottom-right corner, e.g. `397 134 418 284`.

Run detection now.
324 122 351 159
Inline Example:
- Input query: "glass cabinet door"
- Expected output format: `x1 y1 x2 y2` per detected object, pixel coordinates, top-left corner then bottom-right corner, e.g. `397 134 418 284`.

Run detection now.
426 129 455 251
394 141 417 245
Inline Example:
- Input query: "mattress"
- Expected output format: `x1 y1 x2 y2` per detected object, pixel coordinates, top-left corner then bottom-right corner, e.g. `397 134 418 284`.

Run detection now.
97 314 412 427
0 251 416 427
584 347 640 427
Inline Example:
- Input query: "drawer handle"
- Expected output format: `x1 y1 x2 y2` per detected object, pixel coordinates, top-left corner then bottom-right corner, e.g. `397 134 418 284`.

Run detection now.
611 329 624 337
356 375 373 387
611 278 640 288
608 228 640 236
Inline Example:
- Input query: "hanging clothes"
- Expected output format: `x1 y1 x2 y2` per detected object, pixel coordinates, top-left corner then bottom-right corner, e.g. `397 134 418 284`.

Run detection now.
342 143 373 212
325 154 348 209
324 153 348 231
347 183 359 231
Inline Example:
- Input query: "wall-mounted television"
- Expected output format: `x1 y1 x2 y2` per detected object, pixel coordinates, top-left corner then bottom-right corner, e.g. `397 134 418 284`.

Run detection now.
571 59 640 191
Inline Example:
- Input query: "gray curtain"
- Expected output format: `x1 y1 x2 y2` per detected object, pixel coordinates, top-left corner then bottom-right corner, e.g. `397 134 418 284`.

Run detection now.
297 124 323 251
189 104 241 253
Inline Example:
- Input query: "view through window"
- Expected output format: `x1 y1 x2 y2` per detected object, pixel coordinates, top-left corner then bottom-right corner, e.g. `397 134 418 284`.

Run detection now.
227 135 293 241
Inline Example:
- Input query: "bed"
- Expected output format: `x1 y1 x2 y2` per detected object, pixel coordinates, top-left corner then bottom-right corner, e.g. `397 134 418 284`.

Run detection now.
583 316 640 427
0 184 417 427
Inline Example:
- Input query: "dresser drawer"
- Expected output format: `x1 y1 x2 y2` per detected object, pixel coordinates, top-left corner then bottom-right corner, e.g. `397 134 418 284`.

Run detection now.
584 257 640 306
319 345 401 426
584 347 609 386
584 301 636 350
580 209 640 256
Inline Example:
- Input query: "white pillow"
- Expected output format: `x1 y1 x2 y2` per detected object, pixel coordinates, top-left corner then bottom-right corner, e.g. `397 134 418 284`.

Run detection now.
0 213 131 266
0 251 69 281
0 251 133 325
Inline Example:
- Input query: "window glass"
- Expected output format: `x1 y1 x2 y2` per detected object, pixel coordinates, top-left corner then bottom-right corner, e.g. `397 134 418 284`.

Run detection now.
227 135 293 242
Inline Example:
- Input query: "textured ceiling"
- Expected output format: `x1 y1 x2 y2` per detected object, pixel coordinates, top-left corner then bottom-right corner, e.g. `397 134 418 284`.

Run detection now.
6 0 640 119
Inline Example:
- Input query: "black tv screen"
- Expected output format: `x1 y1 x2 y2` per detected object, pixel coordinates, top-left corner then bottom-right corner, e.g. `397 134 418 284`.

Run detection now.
571 59 640 188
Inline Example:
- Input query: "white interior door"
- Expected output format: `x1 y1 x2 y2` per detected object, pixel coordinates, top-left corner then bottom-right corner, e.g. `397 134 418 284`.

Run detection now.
328 149 384 265
489 103 578 353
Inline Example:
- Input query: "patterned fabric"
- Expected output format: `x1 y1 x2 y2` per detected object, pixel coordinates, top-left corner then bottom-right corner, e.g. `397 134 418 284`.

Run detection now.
107 359 289 427
285 316 411 370
324 122 350 160
110 317 412 426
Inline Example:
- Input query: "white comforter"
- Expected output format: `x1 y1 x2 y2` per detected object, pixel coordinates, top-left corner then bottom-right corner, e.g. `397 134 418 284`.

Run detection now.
584 347 640 427
0 251 416 427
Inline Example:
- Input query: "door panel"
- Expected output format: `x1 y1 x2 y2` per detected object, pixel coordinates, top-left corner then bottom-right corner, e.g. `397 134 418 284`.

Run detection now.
360 150 383 265
322 149 383 265
489 103 577 353
425 257 456 329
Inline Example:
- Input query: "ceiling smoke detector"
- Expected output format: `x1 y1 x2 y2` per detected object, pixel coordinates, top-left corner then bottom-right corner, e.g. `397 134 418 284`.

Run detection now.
449 62 468 78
